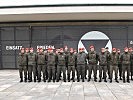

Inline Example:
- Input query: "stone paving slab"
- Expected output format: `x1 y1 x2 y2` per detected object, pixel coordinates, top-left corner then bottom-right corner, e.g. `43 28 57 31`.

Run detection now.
0 70 133 100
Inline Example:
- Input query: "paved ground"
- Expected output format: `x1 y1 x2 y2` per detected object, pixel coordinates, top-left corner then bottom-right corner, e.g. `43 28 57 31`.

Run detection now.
0 70 133 100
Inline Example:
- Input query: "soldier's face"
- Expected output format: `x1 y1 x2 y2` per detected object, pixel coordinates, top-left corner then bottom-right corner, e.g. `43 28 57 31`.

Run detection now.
21 50 24 53
90 48 94 51
117 51 120 53
25 50 29 53
113 51 116 53
37 49 39 53
50 50 53 53
125 49 128 52
30 50 33 53
40 49 43 53
70 50 73 53
101 48 105 53
60 50 63 53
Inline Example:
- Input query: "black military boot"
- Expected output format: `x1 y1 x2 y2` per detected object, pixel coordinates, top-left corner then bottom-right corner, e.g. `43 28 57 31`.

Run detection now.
77 78 80 82
53 79 55 83
64 79 66 82
68 76 70 82
48 79 51 82
123 79 125 83
28 78 32 82
94 78 97 82
127 80 130 83
104 79 107 82
131 76 133 81
110 79 112 83
82 79 84 82
34 78 36 82
88 77 90 82
20 78 23 82
120 77 122 80
116 79 119 83
99 78 102 82
24 78 27 82
43 78 46 82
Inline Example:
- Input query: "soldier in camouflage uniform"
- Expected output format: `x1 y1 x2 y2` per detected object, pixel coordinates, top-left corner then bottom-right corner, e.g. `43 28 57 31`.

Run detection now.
129 47 133 81
105 47 111 79
35 48 40 80
87 46 98 82
67 48 76 82
25 48 29 80
98 48 108 82
117 49 122 80
82 48 87 79
76 48 87 82
27 47 36 82
47 48 56 82
121 47 131 83
18 48 27 82
110 48 119 83
56 48 67 82
36 48 46 82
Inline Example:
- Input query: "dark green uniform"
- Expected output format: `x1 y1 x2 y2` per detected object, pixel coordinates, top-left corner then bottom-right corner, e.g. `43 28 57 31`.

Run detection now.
67 52 76 82
121 52 131 83
130 52 133 80
76 52 86 82
118 53 122 80
18 52 27 82
27 52 36 82
98 52 108 82
110 52 119 83
37 52 46 82
47 52 56 82
56 53 67 82
87 51 98 82
105 51 111 79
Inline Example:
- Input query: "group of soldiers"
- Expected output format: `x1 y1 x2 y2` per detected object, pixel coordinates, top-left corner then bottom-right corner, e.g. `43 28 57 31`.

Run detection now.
18 45 133 83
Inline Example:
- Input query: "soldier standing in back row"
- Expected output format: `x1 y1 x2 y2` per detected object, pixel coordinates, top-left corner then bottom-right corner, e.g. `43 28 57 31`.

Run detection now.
110 48 119 83
27 47 36 82
98 48 108 82
76 48 87 82
67 48 76 82
47 48 56 82
18 48 27 82
121 47 131 83
87 45 98 82
56 48 67 82
36 48 46 82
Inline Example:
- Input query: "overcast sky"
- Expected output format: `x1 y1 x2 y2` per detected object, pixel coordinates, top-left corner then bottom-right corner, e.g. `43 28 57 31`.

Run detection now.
0 0 133 6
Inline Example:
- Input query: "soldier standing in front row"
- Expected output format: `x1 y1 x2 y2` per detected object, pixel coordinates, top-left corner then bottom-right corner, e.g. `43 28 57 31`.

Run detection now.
87 45 98 82
110 48 119 83
47 48 56 82
117 49 122 80
121 47 131 83
18 48 27 82
56 48 67 82
105 47 111 79
25 48 29 80
77 48 87 82
27 48 36 82
98 48 108 82
36 48 46 82
129 47 133 81
67 48 76 82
